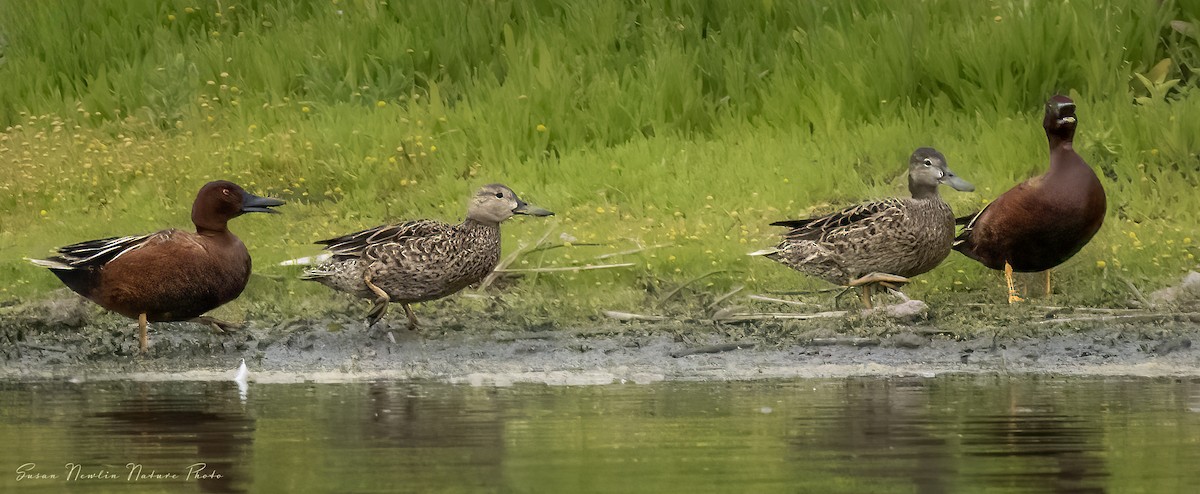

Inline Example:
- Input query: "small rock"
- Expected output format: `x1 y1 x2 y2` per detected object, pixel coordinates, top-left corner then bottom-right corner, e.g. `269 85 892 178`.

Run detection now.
865 299 930 324
886 332 927 349
1149 271 1200 307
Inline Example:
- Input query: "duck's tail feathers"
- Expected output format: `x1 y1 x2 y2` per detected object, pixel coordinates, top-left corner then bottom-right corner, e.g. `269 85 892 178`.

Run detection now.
298 268 334 281
953 209 985 248
954 211 980 226
25 257 73 270
747 248 782 257
279 254 333 267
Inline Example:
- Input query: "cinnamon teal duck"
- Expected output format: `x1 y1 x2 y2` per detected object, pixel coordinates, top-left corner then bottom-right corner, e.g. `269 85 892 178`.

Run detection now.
28 181 284 353
298 184 553 329
752 148 974 308
953 95 1106 303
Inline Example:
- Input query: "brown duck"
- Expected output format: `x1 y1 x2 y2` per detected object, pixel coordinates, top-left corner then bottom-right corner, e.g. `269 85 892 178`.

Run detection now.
298 184 553 329
753 148 975 308
28 181 285 352
953 95 1106 302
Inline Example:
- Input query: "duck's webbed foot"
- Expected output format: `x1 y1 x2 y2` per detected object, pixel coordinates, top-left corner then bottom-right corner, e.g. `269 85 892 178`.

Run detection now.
1004 262 1024 304
193 316 245 334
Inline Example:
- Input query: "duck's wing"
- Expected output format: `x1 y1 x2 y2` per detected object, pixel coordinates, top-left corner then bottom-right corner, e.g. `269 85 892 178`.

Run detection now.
29 232 168 270
952 178 1034 247
772 198 906 242
315 220 452 260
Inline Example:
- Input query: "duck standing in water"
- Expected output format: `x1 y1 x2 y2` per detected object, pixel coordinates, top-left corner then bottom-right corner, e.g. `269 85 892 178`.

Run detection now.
953 96 1106 302
298 184 553 329
29 181 285 353
753 148 975 308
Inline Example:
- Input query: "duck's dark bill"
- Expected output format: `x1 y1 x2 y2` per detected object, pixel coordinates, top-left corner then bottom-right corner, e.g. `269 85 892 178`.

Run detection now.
513 200 554 217
943 173 975 192
242 191 286 213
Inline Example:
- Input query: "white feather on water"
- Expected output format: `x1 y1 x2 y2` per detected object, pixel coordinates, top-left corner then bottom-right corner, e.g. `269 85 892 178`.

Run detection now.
234 358 250 401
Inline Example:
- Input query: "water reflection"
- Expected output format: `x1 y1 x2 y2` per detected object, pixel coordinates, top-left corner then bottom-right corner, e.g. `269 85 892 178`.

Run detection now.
81 382 254 493
1 376 1199 493
787 378 1113 493
789 379 956 493
354 382 506 485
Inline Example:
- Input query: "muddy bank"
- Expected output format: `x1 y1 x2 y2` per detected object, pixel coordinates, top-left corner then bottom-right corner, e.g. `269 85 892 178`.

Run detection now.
3 291 1200 383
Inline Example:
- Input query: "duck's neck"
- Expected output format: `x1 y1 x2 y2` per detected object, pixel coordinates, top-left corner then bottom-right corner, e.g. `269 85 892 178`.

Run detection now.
908 178 940 201
460 217 501 234
195 223 232 238
1047 136 1080 176
1046 126 1078 169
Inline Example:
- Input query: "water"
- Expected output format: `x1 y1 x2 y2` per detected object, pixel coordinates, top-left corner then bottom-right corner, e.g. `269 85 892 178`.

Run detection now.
2 376 1199 493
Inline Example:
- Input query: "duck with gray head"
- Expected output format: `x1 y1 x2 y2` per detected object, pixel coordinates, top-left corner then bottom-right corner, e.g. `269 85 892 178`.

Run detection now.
299 184 553 330
753 147 974 308
28 180 285 353
953 95 1106 303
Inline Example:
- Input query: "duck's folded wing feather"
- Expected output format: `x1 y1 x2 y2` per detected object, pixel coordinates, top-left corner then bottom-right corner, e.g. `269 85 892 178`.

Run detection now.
316 220 451 259
773 198 905 242
41 232 163 269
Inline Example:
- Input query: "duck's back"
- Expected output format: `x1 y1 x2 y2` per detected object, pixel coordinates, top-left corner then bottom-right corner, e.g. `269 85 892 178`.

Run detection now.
771 197 956 284
304 219 503 303
368 221 502 302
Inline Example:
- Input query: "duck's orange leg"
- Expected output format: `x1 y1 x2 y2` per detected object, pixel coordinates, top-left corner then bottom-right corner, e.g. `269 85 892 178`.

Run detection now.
1044 270 1052 298
1005 262 1024 304
138 313 149 353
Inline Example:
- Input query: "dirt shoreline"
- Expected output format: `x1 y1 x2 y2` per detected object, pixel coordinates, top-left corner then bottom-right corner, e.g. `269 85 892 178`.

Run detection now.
3 293 1200 383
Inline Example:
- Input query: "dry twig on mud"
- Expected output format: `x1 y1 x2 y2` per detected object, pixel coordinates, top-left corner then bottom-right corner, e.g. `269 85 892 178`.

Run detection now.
670 342 755 358
747 294 813 307
603 310 670 322
810 337 881 347
713 310 847 322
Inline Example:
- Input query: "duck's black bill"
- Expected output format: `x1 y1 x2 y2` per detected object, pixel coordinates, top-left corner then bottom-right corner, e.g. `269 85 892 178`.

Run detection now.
242 191 286 214
1053 101 1076 115
512 199 554 217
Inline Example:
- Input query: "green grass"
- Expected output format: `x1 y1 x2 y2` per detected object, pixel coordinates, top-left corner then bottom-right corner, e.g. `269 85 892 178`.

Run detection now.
2 0 1198 321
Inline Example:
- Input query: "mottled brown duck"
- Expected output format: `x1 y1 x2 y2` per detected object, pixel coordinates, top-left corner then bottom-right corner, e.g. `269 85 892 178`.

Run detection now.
28 181 285 353
299 184 553 329
953 95 1106 303
753 148 974 308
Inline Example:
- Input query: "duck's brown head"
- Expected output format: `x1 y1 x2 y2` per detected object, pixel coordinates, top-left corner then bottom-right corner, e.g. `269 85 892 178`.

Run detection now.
192 180 285 233
466 184 554 225
1043 95 1078 140
907 147 974 199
